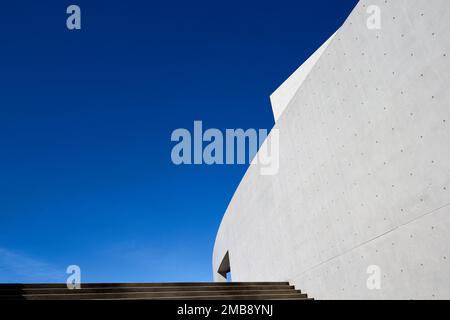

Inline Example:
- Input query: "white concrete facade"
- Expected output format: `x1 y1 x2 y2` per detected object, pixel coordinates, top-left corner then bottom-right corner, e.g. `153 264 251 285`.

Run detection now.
270 33 335 122
213 0 450 299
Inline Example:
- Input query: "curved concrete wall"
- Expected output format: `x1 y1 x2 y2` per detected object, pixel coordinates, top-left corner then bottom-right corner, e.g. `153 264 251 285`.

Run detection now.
270 33 335 122
213 0 450 299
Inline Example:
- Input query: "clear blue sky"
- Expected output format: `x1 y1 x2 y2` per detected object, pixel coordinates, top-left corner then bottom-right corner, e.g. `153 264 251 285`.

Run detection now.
0 0 358 283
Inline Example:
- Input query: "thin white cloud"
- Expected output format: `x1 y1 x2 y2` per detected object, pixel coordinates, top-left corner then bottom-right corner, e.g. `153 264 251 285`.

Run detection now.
0 247 63 283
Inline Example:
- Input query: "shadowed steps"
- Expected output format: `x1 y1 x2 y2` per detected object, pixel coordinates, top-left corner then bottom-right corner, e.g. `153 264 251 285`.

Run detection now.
0 282 312 300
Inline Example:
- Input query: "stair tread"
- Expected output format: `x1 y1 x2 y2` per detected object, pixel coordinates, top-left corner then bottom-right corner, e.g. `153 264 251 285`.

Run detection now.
1 290 304 298
0 285 294 293
0 282 289 289
0 282 311 300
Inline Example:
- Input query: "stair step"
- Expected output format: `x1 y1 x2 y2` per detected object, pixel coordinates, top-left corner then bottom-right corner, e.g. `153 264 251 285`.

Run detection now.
0 285 296 295
0 282 311 300
1 290 305 300
0 282 289 289
122 293 310 301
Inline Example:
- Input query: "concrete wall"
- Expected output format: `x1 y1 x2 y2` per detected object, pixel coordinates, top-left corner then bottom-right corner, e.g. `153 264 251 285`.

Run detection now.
213 0 450 299
270 33 335 122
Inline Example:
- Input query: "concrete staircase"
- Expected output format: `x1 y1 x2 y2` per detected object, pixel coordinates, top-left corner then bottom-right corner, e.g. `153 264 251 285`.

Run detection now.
0 282 311 300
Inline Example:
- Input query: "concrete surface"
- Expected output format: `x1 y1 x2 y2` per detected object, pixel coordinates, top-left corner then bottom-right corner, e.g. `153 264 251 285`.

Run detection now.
270 33 335 122
213 0 450 299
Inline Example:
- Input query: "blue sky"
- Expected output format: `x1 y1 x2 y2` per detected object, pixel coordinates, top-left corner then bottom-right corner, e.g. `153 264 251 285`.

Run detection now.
0 0 358 283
